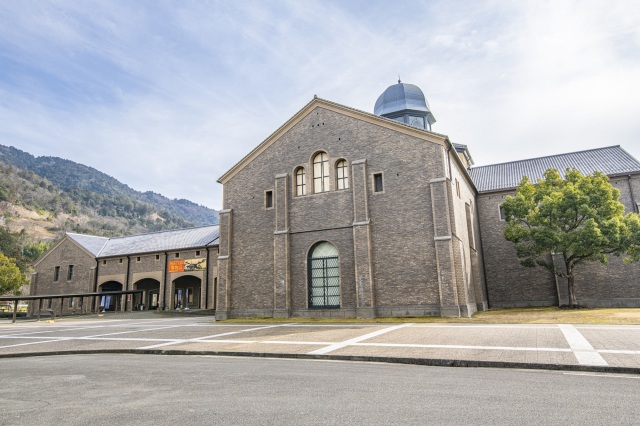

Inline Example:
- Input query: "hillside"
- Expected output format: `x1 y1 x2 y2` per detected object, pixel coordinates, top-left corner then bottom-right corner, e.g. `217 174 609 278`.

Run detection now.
0 144 218 242
0 144 218 226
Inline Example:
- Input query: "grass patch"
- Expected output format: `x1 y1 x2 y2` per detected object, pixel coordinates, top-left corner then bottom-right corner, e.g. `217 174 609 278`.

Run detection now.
220 307 640 325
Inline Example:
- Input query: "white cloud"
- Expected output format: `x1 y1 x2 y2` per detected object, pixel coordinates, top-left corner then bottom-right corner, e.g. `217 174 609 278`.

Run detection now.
0 0 639 209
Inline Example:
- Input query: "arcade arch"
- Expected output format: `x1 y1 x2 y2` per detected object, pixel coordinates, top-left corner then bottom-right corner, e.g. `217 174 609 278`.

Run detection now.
98 281 122 312
172 275 202 309
134 278 161 310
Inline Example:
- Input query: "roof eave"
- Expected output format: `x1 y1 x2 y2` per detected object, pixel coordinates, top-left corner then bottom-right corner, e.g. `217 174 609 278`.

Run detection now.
217 97 451 185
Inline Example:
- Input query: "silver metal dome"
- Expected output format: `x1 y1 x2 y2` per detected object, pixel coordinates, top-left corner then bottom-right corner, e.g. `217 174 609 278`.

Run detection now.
374 82 436 127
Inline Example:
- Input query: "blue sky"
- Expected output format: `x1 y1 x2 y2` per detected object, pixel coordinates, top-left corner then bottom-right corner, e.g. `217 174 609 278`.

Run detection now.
1 1 639 209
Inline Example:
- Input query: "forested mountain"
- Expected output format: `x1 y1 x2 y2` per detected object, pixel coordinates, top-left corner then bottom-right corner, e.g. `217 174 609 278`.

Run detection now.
0 144 218 226
0 144 218 243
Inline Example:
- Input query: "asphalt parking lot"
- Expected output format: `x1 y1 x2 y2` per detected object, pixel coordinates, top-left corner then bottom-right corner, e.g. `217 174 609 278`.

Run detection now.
2 313 640 373
3 354 640 426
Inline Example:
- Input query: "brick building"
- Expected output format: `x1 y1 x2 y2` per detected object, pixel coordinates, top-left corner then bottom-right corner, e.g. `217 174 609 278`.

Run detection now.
31 82 640 318
31 226 219 313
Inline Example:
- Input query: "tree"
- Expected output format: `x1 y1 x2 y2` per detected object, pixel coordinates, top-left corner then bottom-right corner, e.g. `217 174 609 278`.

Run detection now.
0 253 25 295
501 168 640 307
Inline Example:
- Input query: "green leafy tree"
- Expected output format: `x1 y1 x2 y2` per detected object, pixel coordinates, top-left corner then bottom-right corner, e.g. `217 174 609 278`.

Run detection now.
0 253 25 295
501 168 640 306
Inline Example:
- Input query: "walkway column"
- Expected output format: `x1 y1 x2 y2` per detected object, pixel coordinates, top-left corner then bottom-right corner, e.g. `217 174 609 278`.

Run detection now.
28 272 38 316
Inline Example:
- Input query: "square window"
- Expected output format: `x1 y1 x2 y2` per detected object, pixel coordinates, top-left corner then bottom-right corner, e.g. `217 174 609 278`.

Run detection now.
119 259 123 264
373 173 384 193
155 254 160 260
196 250 201 257
265 190 273 208
137 256 141 262
102 260 107 265
175 253 180 258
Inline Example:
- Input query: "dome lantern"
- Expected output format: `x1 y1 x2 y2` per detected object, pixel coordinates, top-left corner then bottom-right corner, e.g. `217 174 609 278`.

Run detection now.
374 81 436 131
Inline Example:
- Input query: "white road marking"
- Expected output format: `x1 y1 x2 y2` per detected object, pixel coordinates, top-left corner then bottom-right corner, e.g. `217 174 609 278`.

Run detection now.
598 349 640 355
137 324 290 349
410 324 558 329
558 324 608 366
307 323 414 355
0 337 74 349
352 342 572 352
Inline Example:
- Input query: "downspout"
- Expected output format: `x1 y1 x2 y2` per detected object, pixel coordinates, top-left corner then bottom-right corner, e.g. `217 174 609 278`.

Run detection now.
628 175 637 213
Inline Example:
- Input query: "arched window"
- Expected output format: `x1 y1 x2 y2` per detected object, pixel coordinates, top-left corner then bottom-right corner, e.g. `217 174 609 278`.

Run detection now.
295 167 306 196
308 242 340 308
313 152 329 193
336 159 349 190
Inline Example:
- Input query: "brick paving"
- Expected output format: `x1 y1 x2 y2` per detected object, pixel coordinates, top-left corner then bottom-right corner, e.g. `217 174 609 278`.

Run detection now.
1 313 640 372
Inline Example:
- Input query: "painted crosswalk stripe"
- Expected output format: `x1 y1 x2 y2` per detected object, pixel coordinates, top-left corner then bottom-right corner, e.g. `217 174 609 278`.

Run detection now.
307 323 414 355
558 324 608 366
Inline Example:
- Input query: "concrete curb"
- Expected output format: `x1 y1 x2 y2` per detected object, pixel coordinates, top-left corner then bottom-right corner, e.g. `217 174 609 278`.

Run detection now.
2 348 639 375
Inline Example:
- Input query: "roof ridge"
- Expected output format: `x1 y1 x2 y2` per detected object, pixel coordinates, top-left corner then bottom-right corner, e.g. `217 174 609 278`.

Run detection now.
66 232 108 239
315 96 449 139
470 145 623 170
107 224 219 240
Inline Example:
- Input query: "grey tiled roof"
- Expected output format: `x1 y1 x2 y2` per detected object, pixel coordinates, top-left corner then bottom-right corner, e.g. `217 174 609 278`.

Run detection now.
97 225 219 257
67 233 109 256
66 226 219 258
469 146 640 193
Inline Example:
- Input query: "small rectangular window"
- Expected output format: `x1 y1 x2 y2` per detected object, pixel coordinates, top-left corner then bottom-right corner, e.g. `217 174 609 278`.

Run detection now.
196 250 201 257
455 179 461 198
499 206 506 221
119 258 123 264
265 190 273 208
67 265 74 280
137 256 141 262
373 173 384 193
54 266 60 281
102 260 107 265
155 254 160 260
175 253 180 258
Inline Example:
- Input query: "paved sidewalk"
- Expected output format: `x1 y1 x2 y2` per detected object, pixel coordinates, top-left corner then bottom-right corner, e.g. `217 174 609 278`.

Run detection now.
1 314 639 373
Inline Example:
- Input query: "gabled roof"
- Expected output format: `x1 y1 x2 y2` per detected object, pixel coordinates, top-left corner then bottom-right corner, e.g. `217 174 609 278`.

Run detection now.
66 233 109 256
217 96 454 185
97 225 219 258
469 146 640 193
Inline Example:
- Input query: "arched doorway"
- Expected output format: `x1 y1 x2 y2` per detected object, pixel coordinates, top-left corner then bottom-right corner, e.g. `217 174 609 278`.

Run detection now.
134 278 161 310
99 281 122 312
308 242 340 308
173 275 201 309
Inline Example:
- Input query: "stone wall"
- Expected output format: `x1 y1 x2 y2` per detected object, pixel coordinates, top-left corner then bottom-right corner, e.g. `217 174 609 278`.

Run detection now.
478 173 640 308
219 104 484 318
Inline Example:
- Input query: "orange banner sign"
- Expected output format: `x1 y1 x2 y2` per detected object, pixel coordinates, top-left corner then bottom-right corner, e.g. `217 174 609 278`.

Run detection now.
168 258 206 273
168 260 185 273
